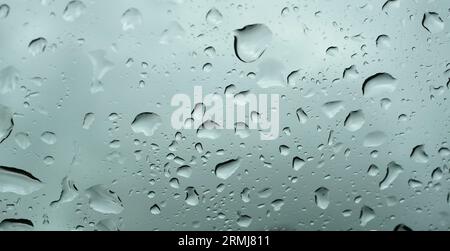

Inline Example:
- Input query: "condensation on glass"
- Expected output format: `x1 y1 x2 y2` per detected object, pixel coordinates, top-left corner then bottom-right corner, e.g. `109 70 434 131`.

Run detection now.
0 0 449 231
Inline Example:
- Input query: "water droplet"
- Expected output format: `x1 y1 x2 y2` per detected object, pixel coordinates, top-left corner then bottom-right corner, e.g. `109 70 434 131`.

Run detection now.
367 164 379 176
28 37 47 56
271 199 285 211
0 165 43 195
50 177 78 207
62 0 86 22
88 50 114 93
362 73 397 97
379 161 403 190
376 34 391 48
236 214 252 228
176 165 192 178
234 122 250 138
326 46 339 56
150 204 161 215
215 158 241 180
0 66 20 94
344 110 365 132
296 108 309 124
343 65 359 79
292 157 305 171
121 8 142 31
40 131 57 145
159 21 185 44
394 224 412 231
422 12 444 33
314 187 330 209
410 145 429 163
0 4 10 19
14 132 31 150
0 219 33 231
359 206 376 226
0 105 13 144
322 100 344 119
86 185 124 214
185 187 200 206
206 8 223 26
196 120 221 139
82 112 95 129
234 24 272 63
131 112 162 137
363 131 387 147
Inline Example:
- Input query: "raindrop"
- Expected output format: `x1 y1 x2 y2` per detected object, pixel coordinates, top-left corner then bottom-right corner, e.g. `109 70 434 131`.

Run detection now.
28 37 47 56
344 110 365 132
0 105 13 144
359 206 376 226
131 112 162 137
121 8 142 31
185 187 200 206
40 131 57 145
0 4 10 19
233 24 272 63
363 131 387 147
410 145 429 163
379 161 403 190
422 12 444 33
62 0 86 22
206 8 223 26
82 112 95 129
314 187 330 209
215 158 241 180
292 157 305 171
362 73 397 97
14 132 31 150
0 165 43 195
86 185 124 214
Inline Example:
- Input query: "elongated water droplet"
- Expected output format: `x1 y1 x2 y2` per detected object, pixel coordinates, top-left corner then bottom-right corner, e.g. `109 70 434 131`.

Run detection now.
422 12 444 33
40 131 57 145
314 187 330 209
0 105 13 144
150 204 161 215
82 112 95 129
376 34 391 48
176 165 192 178
215 158 241 180
322 101 344 119
196 120 221 139
344 110 365 132
0 219 34 231
296 108 308 124
234 24 272 63
0 165 43 195
379 161 403 190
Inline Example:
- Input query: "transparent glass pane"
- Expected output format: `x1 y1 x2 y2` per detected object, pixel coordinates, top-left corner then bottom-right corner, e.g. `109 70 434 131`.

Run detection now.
0 0 449 231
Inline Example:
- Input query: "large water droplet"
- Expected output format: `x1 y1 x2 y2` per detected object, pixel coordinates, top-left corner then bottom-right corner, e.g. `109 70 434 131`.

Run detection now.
363 131 387 147
40 131 57 145
314 187 330 209
422 12 444 33
159 21 185 44
14 132 31 150
215 158 241 180
50 177 78 207
376 34 391 48
176 165 192 178
86 185 124 214
82 112 95 129
206 8 222 26
362 73 397 97
359 206 376 226
410 145 429 163
196 120 221 139
344 110 365 132
62 0 86 22
88 50 114 93
0 165 43 195
131 112 162 137
0 105 13 144
292 156 305 171
379 161 403 190
28 37 47 56
0 66 19 94
0 219 34 231
185 187 200 206
236 214 252 228
0 4 10 19
150 204 161 215
234 24 272 63
121 8 142 31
